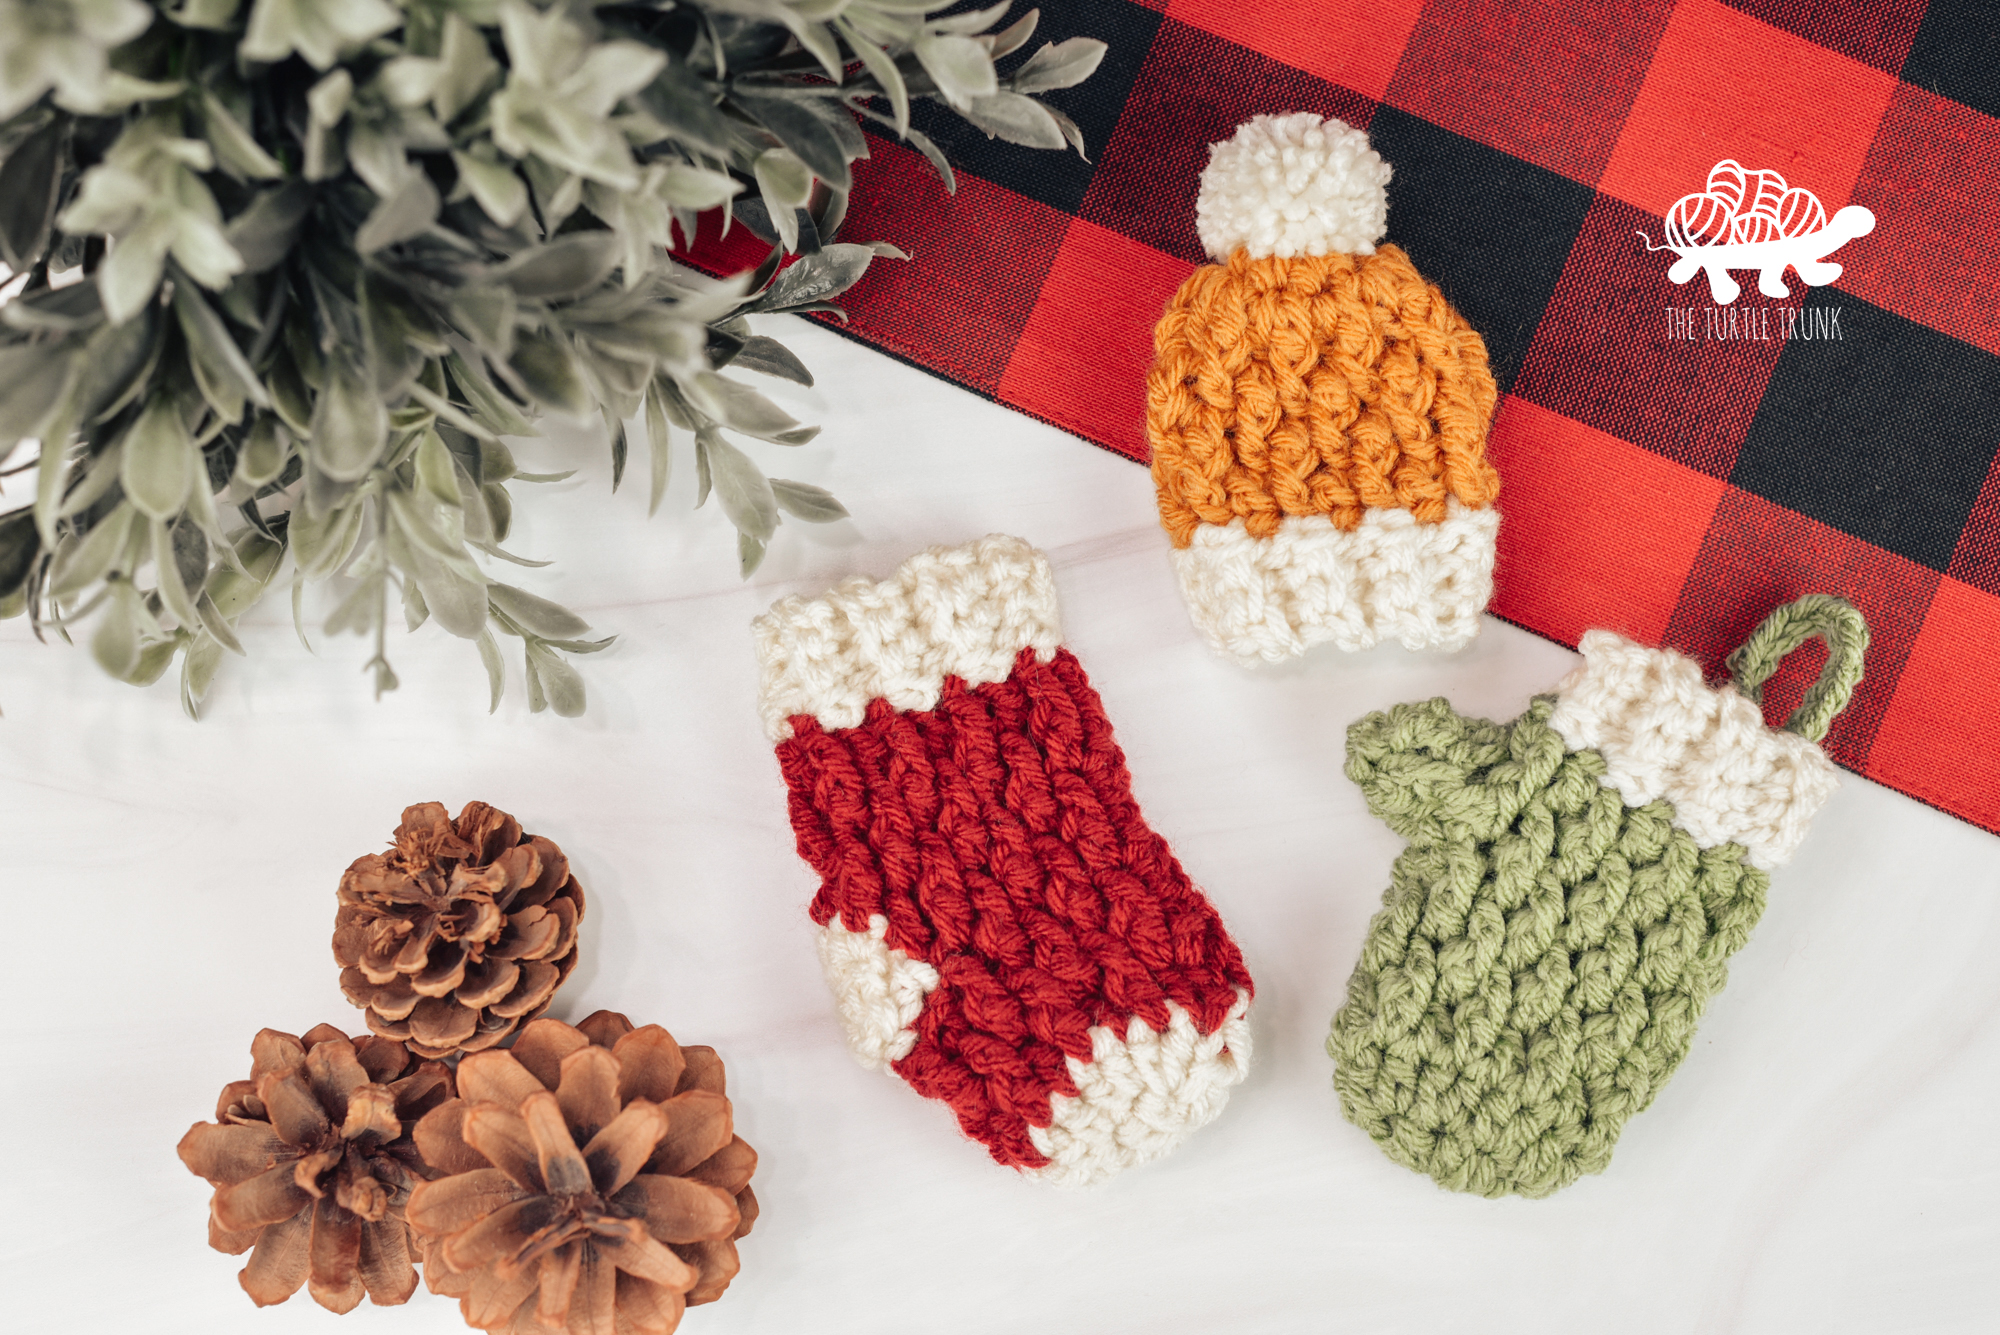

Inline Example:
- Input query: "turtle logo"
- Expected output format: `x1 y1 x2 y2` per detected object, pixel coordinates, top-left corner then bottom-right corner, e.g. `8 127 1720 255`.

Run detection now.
1638 160 1874 305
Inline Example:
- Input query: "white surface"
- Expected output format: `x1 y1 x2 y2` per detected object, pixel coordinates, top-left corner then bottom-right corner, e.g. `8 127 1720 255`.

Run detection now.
2 317 1996 1333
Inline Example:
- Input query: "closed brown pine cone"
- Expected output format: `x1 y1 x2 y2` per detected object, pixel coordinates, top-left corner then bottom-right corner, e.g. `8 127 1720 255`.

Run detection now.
407 1011 759 1335
336 801 585 1059
176 1023 454 1312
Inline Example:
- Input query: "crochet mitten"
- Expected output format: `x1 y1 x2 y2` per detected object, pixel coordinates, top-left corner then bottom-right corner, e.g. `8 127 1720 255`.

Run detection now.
1147 113 1501 664
1329 596 1867 1197
754 535 1254 1186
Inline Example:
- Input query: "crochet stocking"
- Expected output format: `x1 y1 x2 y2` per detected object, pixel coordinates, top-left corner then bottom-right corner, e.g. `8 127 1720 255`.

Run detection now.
1330 596 1867 1197
754 535 1254 1186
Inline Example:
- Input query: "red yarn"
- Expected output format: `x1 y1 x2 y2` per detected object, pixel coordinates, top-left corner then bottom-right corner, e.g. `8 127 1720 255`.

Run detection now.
776 647 1253 1170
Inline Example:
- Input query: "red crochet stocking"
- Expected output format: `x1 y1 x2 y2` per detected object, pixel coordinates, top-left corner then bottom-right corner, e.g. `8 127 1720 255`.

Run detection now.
754 536 1254 1185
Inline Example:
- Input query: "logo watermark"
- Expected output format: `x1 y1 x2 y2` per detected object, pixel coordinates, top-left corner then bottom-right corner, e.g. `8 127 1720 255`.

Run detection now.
1664 304 1844 342
1637 160 1873 310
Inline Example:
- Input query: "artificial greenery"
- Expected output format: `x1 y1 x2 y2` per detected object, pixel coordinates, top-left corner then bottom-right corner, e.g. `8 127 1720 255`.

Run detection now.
0 0 1104 715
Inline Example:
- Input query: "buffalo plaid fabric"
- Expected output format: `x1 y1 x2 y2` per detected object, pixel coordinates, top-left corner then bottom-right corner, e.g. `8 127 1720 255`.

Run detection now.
690 0 2000 837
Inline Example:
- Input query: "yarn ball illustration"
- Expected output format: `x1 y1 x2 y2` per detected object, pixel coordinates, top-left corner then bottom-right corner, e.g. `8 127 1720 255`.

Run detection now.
1147 112 1501 664
1329 597 1866 1197
1665 159 1830 251
755 535 1254 1186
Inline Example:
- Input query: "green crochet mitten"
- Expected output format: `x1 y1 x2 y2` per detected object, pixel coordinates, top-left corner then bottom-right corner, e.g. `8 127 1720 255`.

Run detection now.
1329 596 1868 1198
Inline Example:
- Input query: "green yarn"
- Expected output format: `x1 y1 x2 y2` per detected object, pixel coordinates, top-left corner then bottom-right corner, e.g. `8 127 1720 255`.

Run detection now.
1328 696 1770 1199
1329 596 1865 1196
1726 594 1869 744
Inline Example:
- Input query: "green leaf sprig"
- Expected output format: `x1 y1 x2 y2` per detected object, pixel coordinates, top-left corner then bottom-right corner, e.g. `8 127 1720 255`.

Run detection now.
0 0 1105 716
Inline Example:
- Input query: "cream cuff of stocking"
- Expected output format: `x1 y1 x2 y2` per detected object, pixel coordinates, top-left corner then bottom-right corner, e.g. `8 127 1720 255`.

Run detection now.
754 535 1255 1186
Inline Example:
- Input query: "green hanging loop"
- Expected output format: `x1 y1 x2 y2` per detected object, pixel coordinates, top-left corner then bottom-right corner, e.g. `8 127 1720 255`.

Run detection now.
1725 594 1869 744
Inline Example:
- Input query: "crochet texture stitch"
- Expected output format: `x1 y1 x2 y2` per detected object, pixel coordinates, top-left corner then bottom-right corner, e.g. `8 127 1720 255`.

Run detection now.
1329 596 1866 1198
754 536 1255 1186
1147 113 1502 664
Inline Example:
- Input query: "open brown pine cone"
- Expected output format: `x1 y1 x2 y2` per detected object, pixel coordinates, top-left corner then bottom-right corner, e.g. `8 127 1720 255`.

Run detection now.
336 801 585 1059
407 1011 759 1335
176 1023 454 1312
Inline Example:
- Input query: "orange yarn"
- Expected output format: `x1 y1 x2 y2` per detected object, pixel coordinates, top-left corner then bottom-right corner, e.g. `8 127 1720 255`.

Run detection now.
1146 246 1501 547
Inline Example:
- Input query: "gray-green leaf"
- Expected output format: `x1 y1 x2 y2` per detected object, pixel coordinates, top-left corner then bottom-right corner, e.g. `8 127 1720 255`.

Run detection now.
201 90 283 179
48 503 136 599
988 7 1039 59
494 232 620 299
224 182 312 273
900 125 956 193
526 641 585 717
0 118 63 271
0 505 40 599
243 0 401 71
488 582 590 639
771 477 849 523
1044 102 1088 158
120 399 197 520
415 429 460 505
195 591 247 655
686 372 800 441
311 358 391 481
959 91 1066 150
452 151 528 227
1009 38 1108 94
729 89 852 193
838 22 908 135
91 582 143 678
728 335 813 386
757 242 874 311
435 13 500 124
151 516 202 629
509 330 592 416
0 341 71 444
174 283 271 410
704 434 778 543
914 32 998 111
407 550 487 638
657 164 741 210
753 150 809 251
475 627 505 711
355 172 440 253
403 574 429 631
644 383 672 517
738 528 766 578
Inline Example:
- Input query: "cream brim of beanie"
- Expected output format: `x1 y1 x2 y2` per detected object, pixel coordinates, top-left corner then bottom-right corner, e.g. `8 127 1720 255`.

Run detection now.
1171 499 1499 663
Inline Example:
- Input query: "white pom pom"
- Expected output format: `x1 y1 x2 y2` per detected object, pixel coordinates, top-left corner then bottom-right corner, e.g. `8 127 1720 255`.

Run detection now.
1194 113 1391 262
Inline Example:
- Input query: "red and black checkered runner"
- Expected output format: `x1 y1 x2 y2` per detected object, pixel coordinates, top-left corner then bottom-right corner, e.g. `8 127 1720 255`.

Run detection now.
693 0 2000 837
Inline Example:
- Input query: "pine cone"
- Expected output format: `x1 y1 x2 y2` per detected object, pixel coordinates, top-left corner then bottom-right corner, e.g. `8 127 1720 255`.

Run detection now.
176 1023 454 1311
335 801 585 1059
407 1011 759 1335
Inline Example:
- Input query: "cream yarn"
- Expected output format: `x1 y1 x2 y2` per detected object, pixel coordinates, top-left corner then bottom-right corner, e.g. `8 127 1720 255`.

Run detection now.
1194 112 1392 262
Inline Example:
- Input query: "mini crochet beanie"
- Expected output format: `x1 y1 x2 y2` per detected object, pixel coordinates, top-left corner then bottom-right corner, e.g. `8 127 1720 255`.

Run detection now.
753 535 1255 1186
1329 595 1867 1197
1147 113 1502 664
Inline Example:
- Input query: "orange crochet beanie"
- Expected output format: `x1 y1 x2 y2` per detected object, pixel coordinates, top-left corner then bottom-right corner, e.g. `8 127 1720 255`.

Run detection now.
1146 114 1502 663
